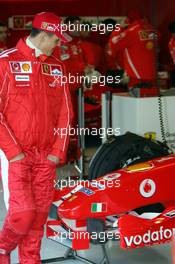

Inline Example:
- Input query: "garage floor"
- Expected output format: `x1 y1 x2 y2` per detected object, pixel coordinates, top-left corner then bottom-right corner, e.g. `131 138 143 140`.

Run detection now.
0 136 173 263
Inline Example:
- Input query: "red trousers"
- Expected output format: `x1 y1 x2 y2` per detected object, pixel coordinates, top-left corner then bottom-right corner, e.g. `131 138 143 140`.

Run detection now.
0 149 57 263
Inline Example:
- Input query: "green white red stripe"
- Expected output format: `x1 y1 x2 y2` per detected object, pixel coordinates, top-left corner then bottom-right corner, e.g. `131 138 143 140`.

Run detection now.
91 203 107 213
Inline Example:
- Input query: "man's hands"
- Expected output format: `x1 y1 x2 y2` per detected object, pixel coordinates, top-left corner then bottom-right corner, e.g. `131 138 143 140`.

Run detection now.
47 154 59 165
10 153 25 162
84 64 94 75
9 153 59 165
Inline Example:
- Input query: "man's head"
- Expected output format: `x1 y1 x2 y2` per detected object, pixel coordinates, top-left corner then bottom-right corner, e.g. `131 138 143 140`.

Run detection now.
127 10 142 24
0 22 8 44
102 18 117 36
30 12 71 56
64 16 81 37
79 21 91 39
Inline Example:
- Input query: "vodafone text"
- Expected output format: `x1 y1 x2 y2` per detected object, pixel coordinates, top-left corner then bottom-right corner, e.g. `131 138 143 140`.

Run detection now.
124 226 175 247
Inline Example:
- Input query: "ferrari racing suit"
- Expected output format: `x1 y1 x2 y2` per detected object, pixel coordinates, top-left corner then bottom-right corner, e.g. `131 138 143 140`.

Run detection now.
110 19 159 96
0 38 73 263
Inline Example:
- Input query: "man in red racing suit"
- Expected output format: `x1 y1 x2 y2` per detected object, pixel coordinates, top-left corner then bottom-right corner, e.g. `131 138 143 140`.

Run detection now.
169 37 175 64
0 12 73 263
110 18 159 97
168 22 175 65
105 26 125 71
0 22 8 53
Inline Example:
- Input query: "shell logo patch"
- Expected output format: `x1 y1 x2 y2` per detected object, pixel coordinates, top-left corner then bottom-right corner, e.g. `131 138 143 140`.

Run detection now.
22 63 31 72
139 179 156 198
126 162 153 173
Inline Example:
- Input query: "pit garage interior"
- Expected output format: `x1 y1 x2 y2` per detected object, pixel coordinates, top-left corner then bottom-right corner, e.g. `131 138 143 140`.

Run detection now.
0 0 175 263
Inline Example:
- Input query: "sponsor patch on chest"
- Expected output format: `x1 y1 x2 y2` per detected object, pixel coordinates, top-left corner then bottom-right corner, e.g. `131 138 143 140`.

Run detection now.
139 30 157 41
42 63 63 76
9 61 32 73
15 75 30 81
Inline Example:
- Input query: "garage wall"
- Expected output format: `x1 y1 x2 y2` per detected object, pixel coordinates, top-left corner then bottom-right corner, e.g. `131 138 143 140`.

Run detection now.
0 0 175 66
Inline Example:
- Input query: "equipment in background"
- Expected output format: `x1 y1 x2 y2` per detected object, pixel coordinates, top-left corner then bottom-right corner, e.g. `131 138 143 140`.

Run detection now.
88 132 171 180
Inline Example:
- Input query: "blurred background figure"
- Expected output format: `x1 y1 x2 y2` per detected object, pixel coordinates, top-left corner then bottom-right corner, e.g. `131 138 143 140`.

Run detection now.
99 18 117 48
78 21 92 41
0 22 8 52
57 16 85 128
105 10 159 97
0 21 9 181
64 15 81 38
104 19 126 87
58 16 103 126
168 21 175 87
168 21 175 65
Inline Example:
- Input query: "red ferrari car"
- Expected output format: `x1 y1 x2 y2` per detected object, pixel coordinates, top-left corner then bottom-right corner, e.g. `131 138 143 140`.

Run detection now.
47 154 175 253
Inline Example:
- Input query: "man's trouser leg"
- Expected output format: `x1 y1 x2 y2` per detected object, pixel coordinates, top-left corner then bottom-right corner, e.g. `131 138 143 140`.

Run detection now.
18 151 57 264
0 150 56 264
0 153 37 262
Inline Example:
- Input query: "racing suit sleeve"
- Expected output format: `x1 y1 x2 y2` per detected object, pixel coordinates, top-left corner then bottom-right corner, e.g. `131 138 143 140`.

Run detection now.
109 30 130 53
105 42 118 70
0 61 23 160
49 81 73 164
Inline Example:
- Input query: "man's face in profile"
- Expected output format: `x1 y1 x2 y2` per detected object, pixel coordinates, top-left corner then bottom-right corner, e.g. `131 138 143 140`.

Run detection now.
0 26 8 43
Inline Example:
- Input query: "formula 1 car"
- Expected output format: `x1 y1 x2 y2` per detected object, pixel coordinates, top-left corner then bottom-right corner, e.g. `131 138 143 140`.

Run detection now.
47 153 175 263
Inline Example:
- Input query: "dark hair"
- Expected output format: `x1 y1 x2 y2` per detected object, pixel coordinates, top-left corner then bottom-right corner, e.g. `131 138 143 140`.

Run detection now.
102 18 117 28
81 21 92 31
169 22 175 33
0 22 7 27
64 16 81 24
30 27 54 38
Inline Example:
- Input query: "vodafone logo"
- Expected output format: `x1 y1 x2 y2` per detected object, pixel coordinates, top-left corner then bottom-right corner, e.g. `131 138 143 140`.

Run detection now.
139 179 156 198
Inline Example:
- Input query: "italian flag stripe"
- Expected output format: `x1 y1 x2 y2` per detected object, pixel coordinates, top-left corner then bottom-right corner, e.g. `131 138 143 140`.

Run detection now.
91 203 107 213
